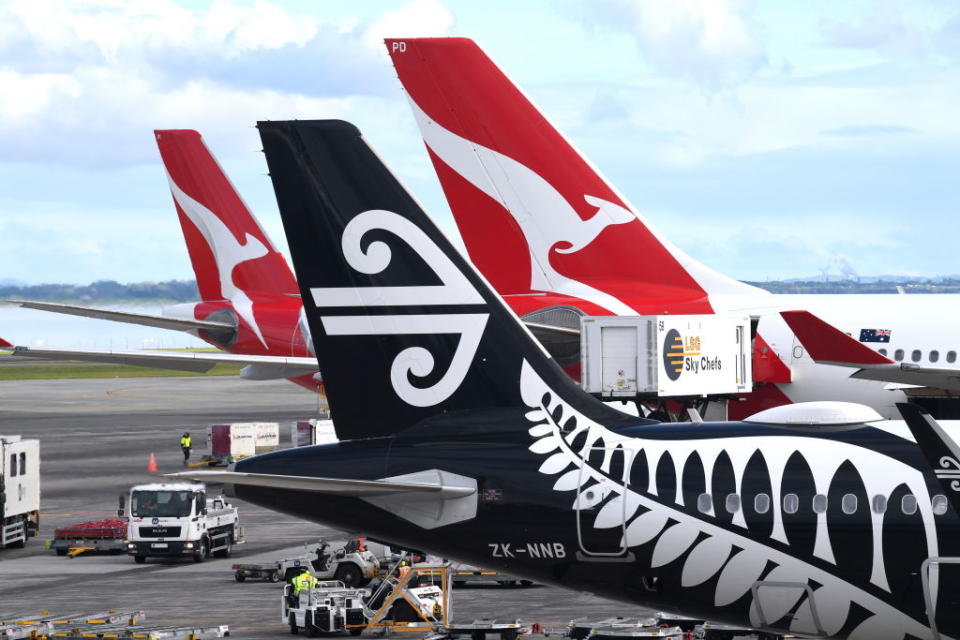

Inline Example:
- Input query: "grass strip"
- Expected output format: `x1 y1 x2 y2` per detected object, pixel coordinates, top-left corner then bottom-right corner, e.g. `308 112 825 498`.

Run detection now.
0 362 244 380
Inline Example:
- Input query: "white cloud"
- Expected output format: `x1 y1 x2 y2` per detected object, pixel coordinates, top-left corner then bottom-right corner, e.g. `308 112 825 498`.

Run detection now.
362 0 455 49
592 0 766 93
0 0 455 168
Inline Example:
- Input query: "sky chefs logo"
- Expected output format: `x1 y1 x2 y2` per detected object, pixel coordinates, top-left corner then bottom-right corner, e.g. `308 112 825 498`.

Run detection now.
663 329 684 381
662 326 721 381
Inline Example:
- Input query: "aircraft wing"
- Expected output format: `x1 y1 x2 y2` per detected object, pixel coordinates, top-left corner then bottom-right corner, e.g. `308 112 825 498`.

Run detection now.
781 310 960 392
4 299 233 334
0 343 318 378
167 470 476 498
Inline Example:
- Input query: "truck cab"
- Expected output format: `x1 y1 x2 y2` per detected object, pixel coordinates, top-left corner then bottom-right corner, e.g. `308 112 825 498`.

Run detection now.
122 482 241 563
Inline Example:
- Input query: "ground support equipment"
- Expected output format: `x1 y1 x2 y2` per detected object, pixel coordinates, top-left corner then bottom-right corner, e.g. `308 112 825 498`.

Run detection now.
51 519 128 557
691 624 788 640
0 609 228 640
359 560 451 636
233 560 284 582
430 619 525 640
0 609 145 640
283 580 367 636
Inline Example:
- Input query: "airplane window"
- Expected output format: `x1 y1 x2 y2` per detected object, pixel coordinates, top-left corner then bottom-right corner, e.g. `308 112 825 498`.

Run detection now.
19 452 25 473
933 495 949 516
872 495 887 514
754 493 770 514
949 351 957 364
9 454 16 477
930 350 940 363
697 493 712 514
841 494 858 514
783 493 799 515
911 350 921 362
878 348 887 356
902 494 918 515
894 349 905 361
725 494 741 514
812 494 828 514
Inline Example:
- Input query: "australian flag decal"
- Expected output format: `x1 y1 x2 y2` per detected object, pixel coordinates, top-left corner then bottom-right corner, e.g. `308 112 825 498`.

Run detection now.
860 329 892 343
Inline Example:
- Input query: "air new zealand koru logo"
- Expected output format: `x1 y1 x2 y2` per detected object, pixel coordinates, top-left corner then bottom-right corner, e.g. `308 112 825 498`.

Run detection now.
309 209 488 407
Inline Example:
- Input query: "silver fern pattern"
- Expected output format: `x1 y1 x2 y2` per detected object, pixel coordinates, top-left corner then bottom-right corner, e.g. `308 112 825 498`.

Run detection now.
519 360 949 640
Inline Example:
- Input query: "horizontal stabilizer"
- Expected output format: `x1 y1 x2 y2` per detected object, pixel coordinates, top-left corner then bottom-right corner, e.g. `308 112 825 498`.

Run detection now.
165 469 476 498
780 310 892 366
0 344 318 376
782 310 960 393
5 300 233 334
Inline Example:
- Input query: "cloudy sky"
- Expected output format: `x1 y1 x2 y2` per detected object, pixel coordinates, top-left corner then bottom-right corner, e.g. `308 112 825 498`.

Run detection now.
1 0 958 286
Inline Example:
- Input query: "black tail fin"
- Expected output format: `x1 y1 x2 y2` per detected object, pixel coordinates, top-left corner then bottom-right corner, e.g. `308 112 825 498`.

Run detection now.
897 403 960 515
258 120 631 440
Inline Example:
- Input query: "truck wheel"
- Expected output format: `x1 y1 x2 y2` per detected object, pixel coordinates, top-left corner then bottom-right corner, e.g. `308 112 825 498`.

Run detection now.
289 613 298 634
193 538 209 563
134 555 146 564
270 571 282 583
235 573 246 582
335 563 362 587
217 537 232 558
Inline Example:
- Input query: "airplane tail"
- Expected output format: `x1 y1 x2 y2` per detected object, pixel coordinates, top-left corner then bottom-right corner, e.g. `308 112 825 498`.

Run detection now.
385 38 761 314
258 120 638 440
154 129 299 302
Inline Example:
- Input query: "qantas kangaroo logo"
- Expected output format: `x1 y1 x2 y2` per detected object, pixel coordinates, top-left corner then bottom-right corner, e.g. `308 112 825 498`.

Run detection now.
407 98 637 315
168 178 269 348
310 210 488 407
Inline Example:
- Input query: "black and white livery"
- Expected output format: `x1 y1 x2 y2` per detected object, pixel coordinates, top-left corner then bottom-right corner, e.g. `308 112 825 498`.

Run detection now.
175 120 960 640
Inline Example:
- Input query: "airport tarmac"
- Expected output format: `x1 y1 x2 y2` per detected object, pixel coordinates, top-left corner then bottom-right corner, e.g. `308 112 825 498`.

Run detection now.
0 376 645 639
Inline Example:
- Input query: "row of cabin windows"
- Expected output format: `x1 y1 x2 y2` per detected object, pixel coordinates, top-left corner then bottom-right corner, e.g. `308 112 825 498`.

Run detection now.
877 348 956 364
8 452 26 477
694 492 949 517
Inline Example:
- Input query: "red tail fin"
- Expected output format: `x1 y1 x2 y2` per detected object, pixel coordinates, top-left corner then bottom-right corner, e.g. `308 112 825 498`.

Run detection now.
386 38 759 315
155 130 298 303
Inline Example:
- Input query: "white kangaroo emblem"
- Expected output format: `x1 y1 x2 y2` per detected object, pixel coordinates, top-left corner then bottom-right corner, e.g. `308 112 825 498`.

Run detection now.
168 178 269 348
407 98 636 315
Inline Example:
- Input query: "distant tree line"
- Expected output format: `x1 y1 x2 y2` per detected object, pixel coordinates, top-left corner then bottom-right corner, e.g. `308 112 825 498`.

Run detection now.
2 277 959 303
0 280 200 303
743 279 960 295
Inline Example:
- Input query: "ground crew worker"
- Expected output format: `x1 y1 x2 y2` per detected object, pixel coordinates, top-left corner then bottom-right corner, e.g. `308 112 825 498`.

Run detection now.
180 432 191 465
292 568 318 604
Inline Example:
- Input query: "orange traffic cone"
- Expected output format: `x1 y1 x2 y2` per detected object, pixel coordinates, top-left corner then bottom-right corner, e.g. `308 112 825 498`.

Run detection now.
147 453 157 473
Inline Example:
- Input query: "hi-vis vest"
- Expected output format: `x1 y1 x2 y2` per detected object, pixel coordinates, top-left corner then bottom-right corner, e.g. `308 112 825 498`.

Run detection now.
180 436 192 447
293 571 317 594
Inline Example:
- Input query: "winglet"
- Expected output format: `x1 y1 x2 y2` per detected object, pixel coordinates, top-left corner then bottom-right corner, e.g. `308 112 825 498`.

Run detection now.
897 402 960 513
0 337 13 348
780 310 892 366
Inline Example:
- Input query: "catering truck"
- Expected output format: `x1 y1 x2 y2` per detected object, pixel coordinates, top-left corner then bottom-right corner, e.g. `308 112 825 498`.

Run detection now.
120 482 242 563
1 435 40 549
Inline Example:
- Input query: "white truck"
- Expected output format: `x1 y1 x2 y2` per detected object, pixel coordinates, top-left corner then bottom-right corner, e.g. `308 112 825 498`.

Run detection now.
120 482 242 563
1 435 40 549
